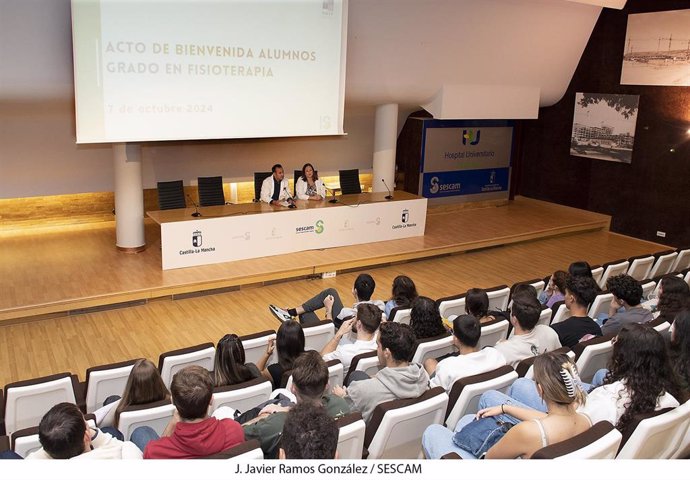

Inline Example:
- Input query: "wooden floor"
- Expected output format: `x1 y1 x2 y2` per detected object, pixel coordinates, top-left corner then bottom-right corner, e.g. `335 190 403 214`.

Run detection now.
0 196 612 322
0 196 671 386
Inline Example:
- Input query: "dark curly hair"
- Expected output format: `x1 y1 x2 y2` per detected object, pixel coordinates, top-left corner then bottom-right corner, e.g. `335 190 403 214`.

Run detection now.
657 276 690 323
605 274 642 306
565 275 598 307
669 310 690 395
410 296 447 340
280 402 338 459
603 323 681 432
390 275 418 309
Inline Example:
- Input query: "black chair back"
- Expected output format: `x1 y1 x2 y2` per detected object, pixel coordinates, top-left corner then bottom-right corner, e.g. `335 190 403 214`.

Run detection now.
339 169 362 195
157 180 186 210
253 172 272 202
197 176 225 206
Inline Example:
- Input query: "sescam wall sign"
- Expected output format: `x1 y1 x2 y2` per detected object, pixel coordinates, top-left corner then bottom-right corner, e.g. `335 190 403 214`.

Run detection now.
419 120 513 202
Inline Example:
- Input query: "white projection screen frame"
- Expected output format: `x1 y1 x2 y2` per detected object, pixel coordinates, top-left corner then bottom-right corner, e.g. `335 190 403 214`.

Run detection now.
71 0 348 144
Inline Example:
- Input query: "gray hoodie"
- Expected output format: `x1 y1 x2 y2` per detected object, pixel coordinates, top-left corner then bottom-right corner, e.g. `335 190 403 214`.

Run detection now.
346 364 430 423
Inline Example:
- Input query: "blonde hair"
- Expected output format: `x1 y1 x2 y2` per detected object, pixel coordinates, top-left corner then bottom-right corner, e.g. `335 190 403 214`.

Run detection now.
533 352 586 406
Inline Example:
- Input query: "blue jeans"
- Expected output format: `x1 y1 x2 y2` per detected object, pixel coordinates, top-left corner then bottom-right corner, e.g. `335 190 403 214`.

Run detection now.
421 390 531 459
506 370 607 413
130 426 160 453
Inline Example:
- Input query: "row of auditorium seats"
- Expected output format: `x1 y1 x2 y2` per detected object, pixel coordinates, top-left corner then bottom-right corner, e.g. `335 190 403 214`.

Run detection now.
156 168 364 210
1 248 689 458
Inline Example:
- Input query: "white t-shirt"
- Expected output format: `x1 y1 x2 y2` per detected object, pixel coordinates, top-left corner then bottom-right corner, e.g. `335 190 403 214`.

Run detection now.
337 299 386 321
578 380 680 426
27 428 143 460
429 347 507 392
493 325 562 367
322 333 378 372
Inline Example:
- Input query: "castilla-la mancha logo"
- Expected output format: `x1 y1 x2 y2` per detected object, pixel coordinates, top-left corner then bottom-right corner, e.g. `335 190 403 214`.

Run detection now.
192 230 202 247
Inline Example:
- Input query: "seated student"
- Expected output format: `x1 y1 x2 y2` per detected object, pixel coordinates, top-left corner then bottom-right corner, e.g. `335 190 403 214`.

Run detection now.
424 314 506 392
654 276 690 324
214 334 262 387
243 351 350 458
269 273 385 328
260 163 291 205
256 320 305 389
601 274 653 335
491 294 561 368
96 358 170 431
538 270 567 308
384 275 418 319
132 366 244 459
279 402 339 459
320 303 382 374
332 322 429 422
26 402 142 459
669 310 690 396
465 288 508 325
422 352 591 459
550 275 602 348
409 296 447 340
294 163 326 201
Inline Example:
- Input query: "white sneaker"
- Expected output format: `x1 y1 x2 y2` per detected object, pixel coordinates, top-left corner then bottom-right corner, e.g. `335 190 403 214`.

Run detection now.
269 304 292 322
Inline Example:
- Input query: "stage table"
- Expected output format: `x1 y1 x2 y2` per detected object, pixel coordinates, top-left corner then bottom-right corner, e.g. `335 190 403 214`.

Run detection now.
147 191 427 270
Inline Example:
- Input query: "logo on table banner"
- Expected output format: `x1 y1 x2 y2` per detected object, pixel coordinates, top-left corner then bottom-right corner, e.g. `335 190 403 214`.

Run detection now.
364 216 382 226
489 170 496 184
392 210 417 230
179 230 216 256
481 170 504 193
295 220 325 235
401 209 409 223
267 227 283 241
462 129 481 146
429 176 461 195
231 231 251 241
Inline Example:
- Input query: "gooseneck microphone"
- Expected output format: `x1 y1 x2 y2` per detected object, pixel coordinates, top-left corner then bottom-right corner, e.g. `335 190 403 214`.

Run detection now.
283 187 297 209
381 179 394 200
325 186 338 204
187 194 202 217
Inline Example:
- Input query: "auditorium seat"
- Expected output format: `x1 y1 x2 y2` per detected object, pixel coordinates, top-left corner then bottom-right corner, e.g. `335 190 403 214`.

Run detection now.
158 343 215 388
239 330 277 367
590 265 604 286
338 169 362 195
572 334 615 384
344 351 380 385
10 426 40 458
335 412 366 459
436 293 466 319
3 372 80 435
202 439 264 459
550 301 570 325
617 400 690 459
444 365 517 429
485 284 511 311
514 346 573 379
364 387 448 459
531 421 621 459
626 254 654 281
83 359 138 414
671 247 690 273
647 317 671 339
156 180 186 210
649 250 679 278
508 278 545 307
411 333 455 364
210 377 273 414
597 259 630 289
477 317 509 349
253 172 272 202
640 278 656 301
389 307 412 324
197 176 226 206
587 291 614 319
302 320 335 353
118 399 175 441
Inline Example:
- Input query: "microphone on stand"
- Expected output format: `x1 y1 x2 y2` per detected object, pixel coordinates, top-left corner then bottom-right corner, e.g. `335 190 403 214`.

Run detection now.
283 187 297 209
325 186 338 204
187 195 202 217
381 179 394 200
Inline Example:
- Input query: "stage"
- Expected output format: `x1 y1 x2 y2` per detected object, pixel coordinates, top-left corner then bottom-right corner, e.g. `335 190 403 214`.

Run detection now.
0 196 657 324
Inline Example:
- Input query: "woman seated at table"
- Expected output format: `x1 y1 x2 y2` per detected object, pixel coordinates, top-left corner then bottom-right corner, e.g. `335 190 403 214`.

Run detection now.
295 163 326 201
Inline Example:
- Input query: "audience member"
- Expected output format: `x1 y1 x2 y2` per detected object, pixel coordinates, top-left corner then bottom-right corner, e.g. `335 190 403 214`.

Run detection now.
492 294 561 367
465 288 509 324
422 352 590 459
320 303 382 373
295 163 326 201
243 351 349 458
384 275 418 318
260 163 290 205
669 310 690 395
655 276 690 324
538 270 567 308
601 274 653 335
568 261 594 279
213 334 261 388
424 314 506 392
27 403 142 459
550 275 602 348
279 402 339 459
270 273 384 328
256 320 305 389
409 296 447 340
132 366 244 459
332 322 429 422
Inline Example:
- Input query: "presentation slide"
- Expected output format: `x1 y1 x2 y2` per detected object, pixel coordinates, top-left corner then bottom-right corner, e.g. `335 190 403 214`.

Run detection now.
71 0 347 144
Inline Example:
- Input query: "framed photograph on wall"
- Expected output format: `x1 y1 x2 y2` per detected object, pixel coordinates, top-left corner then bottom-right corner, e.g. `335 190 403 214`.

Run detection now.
570 93 639 164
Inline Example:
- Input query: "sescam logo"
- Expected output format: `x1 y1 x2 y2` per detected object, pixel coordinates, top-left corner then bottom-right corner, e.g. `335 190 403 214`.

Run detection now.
179 229 216 256
296 220 324 235
462 129 481 146
430 176 461 194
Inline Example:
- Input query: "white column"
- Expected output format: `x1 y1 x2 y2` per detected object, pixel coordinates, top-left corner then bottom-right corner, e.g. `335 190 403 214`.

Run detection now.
113 143 146 252
372 103 398 194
